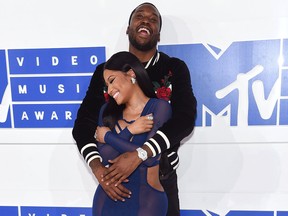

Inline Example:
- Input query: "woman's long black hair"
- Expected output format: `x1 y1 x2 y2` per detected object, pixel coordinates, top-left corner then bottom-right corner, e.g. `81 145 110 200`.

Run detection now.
102 51 156 129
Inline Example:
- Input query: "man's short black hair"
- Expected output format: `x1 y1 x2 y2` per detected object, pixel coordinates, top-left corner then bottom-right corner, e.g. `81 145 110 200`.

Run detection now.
128 2 162 32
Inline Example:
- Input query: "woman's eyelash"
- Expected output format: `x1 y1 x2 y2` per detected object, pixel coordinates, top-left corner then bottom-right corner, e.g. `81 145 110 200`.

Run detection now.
109 78 115 84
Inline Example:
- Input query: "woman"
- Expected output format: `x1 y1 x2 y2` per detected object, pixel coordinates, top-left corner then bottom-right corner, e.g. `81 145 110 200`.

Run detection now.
92 51 172 216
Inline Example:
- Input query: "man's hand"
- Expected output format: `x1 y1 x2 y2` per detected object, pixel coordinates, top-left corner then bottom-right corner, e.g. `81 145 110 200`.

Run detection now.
90 159 131 201
102 151 142 186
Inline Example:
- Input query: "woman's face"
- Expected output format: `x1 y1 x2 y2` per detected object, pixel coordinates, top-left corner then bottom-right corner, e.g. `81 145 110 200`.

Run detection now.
103 69 133 105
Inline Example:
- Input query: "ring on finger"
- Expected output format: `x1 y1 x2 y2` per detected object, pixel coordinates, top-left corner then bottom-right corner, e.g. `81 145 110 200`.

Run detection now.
147 115 153 120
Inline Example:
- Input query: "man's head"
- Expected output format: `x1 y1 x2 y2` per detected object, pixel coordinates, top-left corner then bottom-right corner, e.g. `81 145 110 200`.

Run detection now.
128 2 162 32
126 2 162 52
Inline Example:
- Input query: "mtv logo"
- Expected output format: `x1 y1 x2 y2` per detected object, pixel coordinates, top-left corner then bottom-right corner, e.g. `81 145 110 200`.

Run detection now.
160 38 288 127
0 85 11 123
202 104 231 127
0 50 11 127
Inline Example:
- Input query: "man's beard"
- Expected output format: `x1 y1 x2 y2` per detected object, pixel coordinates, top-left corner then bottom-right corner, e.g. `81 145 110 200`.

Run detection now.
128 34 158 52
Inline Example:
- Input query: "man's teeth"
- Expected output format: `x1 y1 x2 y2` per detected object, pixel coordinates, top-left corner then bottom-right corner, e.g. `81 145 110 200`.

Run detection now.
138 28 150 35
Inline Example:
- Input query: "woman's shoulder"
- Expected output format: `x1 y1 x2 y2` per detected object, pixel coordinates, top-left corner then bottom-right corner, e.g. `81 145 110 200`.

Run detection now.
150 98 171 107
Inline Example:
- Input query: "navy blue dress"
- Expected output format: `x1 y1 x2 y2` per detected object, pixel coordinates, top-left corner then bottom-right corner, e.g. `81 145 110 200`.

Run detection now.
92 98 172 216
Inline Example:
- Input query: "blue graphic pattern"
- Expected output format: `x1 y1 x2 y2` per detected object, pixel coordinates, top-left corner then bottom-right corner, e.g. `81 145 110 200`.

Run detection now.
0 50 11 127
0 47 105 128
159 39 288 126
0 206 287 216
1 39 288 128
8 47 103 74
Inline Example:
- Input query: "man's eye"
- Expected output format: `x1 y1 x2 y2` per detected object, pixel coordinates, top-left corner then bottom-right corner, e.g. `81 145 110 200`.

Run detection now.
136 14 143 19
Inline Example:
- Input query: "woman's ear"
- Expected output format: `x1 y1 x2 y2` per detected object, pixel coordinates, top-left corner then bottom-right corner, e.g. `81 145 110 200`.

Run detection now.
127 69 136 78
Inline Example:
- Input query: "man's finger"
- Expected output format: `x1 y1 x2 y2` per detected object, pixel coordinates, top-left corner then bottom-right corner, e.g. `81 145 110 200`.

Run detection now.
103 184 127 202
108 189 122 201
102 169 118 182
108 158 117 165
115 175 129 187
116 184 132 198
107 173 123 185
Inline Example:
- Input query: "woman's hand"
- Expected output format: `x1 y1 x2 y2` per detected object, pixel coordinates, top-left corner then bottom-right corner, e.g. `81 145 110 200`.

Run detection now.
95 126 111 143
127 114 154 135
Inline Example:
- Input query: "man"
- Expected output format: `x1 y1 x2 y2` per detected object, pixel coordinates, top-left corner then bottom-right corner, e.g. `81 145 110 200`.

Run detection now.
72 2 197 216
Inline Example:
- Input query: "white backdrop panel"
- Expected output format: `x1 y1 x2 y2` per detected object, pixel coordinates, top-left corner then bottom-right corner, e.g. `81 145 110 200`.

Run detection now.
0 0 288 214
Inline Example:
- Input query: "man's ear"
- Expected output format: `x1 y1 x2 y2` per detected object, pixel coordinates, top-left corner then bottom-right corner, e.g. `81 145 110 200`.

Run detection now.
126 26 129 35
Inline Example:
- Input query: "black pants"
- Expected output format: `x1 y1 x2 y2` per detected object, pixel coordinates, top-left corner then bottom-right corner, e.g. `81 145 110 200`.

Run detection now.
160 170 180 216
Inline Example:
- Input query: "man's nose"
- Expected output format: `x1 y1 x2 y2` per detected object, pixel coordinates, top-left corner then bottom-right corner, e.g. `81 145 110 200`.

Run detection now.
141 16 150 24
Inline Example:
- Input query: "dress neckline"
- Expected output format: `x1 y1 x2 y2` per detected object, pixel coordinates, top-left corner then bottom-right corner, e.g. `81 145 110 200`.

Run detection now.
122 118 135 124
121 98 153 122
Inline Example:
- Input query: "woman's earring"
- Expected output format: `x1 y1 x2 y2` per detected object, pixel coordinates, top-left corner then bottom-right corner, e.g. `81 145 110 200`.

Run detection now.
131 77 136 84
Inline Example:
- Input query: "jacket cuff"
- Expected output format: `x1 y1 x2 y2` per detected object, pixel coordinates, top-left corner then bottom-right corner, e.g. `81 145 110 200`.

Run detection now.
80 143 102 165
144 130 170 157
